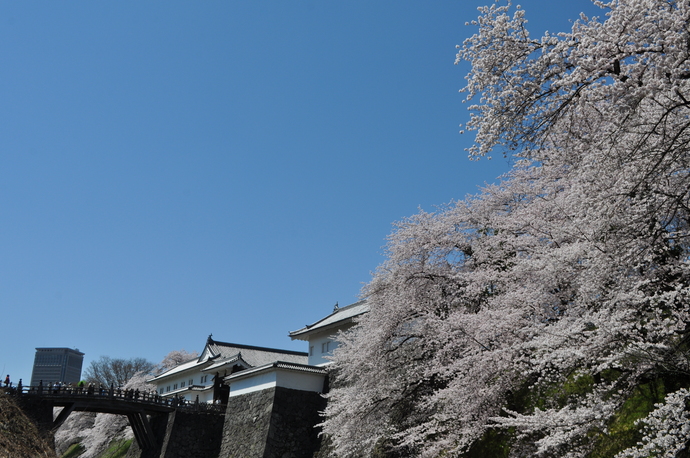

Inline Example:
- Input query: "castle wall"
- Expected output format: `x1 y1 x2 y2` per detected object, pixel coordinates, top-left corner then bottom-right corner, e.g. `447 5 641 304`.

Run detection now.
218 386 326 458
159 410 225 458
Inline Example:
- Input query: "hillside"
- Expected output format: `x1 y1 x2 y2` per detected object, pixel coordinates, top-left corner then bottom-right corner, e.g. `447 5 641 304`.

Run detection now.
0 390 56 458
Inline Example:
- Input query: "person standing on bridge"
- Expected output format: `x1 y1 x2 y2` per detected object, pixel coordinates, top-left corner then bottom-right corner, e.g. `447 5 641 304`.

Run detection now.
4 374 9 387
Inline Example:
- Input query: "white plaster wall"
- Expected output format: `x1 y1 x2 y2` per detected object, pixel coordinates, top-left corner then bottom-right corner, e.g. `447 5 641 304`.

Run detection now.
307 333 340 366
228 368 326 397
229 371 278 397
195 390 214 403
275 370 326 393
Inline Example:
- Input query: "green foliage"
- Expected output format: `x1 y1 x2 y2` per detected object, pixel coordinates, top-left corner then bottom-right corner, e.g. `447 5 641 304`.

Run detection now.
463 428 512 458
589 379 667 458
460 374 674 457
519 372 596 412
61 443 85 458
99 438 132 458
61 438 132 458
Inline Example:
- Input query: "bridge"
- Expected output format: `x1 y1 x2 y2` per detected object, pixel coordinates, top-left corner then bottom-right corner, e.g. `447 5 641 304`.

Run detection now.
6 384 225 452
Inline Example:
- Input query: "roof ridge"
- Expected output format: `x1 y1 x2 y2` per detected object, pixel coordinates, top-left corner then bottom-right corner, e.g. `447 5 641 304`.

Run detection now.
295 299 368 331
210 340 308 356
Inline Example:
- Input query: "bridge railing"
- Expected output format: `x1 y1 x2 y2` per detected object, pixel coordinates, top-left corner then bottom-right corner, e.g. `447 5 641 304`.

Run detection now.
2 384 225 414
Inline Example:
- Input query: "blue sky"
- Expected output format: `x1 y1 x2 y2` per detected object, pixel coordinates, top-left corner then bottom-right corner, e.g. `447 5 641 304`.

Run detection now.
1 0 597 385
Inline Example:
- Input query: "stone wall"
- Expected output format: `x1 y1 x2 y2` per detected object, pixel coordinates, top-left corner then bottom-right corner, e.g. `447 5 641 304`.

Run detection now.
218 386 326 458
159 411 224 458
125 410 225 458
219 388 274 458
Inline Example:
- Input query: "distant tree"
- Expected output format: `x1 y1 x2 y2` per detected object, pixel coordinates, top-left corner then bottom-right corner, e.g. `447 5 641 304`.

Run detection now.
83 356 155 388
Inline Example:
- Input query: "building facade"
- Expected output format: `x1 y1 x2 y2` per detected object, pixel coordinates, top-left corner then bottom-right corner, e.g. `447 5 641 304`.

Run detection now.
30 347 84 386
289 300 368 365
147 336 309 404
131 301 369 456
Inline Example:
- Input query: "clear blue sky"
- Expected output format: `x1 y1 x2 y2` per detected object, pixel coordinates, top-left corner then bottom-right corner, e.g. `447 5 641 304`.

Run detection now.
1 1 597 385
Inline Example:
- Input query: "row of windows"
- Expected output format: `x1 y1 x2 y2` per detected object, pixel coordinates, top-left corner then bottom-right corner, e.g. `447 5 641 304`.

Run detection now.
35 355 67 365
159 376 209 394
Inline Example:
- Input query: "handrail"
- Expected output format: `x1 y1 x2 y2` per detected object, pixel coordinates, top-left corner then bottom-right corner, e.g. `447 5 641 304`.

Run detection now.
1 384 225 414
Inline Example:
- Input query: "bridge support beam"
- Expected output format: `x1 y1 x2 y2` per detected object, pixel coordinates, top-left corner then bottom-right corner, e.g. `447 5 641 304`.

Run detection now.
127 411 158 451
53 403 76 430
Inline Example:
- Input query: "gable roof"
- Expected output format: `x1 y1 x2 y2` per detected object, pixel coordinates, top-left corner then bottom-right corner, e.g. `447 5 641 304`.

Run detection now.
202 338 308 367
289 300 369 341
148 336 308 383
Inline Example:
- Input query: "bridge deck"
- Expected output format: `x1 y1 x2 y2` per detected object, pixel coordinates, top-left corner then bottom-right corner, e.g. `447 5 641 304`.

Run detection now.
15 385 225 415
5 385 225 451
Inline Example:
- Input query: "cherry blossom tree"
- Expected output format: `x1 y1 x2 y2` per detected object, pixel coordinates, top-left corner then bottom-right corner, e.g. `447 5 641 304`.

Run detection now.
322 0 690 456
156 349 198 374
617 389 690 458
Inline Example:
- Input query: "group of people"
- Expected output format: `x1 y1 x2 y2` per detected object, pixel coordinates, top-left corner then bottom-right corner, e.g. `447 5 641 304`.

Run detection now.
2 375 22 394
31 380 167 404
3 375 21 389
37 380 110 396
2 376 199 409
3 375 206 411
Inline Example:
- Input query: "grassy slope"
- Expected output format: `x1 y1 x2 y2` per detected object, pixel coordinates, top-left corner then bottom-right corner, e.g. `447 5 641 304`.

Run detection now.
60 439 131 458
0 390 57 458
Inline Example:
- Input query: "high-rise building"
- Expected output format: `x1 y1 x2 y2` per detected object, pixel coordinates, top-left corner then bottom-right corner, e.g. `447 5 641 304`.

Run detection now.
30 347 84 386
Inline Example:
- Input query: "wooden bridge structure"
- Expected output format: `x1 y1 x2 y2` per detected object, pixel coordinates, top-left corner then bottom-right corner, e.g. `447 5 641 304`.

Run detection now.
7 384 225 452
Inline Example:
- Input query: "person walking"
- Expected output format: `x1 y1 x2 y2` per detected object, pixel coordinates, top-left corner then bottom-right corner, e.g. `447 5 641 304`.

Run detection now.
3 375 9 387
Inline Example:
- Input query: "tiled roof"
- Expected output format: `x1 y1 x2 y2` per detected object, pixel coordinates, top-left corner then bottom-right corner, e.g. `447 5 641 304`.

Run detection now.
148 338 308 383
188 385 212 392
205 340 308 367
202 353 249 372
289 300 368 340
224 360 328 382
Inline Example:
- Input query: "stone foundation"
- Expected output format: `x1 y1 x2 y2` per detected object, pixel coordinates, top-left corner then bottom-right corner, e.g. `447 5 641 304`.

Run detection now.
219 386 326 458
125 410 224 458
